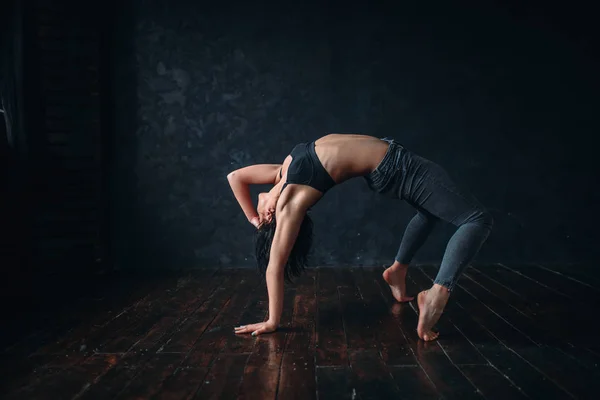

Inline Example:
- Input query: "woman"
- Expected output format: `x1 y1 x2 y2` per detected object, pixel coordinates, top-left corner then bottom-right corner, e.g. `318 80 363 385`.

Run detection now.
227 134 493 341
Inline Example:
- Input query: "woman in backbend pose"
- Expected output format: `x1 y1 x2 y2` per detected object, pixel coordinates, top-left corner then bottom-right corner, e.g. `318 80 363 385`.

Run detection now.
227 134 493 341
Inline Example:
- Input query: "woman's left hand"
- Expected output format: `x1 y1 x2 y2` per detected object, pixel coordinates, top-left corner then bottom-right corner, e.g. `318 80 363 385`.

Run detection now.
234 321 277 336
265 195 277 216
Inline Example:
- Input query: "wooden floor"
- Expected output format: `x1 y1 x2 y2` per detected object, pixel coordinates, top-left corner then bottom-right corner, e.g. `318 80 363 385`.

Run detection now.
1 264 600 399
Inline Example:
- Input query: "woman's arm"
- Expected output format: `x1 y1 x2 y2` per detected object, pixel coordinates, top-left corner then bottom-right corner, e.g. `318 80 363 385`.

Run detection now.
265 204 305 325
227 164 281 225
234 202 306 336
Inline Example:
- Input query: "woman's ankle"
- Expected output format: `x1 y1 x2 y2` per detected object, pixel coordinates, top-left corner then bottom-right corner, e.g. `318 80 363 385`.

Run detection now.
390 261 409 271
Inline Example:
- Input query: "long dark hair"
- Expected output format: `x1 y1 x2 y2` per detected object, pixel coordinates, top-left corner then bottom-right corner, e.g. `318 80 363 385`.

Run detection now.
254 213 313 283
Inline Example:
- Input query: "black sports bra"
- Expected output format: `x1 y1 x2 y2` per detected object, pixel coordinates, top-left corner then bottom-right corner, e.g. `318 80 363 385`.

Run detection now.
281 142 336 194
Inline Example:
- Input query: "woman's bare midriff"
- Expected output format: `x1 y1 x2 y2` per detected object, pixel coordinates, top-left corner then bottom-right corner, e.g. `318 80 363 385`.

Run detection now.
314 134 390 184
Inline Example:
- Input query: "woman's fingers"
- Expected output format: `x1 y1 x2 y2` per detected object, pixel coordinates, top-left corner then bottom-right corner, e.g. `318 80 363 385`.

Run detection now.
234 322 276 336
252 327 267 336
234 323 259 334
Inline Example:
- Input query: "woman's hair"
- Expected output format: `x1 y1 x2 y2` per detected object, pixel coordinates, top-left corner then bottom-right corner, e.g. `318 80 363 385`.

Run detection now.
254 213 313 283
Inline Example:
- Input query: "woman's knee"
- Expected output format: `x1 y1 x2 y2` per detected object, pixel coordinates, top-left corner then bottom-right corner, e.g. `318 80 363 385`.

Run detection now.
417 209 438 224
476 210 494 231
461 208 493 231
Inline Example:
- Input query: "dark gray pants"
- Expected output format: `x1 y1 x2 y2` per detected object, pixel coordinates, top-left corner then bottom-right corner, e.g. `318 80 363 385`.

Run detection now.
365 138 493 290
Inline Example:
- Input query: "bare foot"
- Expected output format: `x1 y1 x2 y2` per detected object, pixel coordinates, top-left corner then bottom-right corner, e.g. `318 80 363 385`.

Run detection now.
417 286 450 341
383 262 414 303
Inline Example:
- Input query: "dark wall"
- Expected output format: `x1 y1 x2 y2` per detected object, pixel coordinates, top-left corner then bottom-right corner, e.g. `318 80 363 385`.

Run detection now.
26 0 110 270
2 0 112 277
1 0 114 344
113 0 600 269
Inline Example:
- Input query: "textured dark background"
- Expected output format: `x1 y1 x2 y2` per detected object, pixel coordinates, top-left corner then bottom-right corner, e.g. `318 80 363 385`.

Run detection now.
109 0 600 269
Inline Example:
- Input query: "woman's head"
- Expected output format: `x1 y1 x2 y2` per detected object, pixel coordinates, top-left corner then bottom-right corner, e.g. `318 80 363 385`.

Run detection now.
254 213 313 282
256 192 274 225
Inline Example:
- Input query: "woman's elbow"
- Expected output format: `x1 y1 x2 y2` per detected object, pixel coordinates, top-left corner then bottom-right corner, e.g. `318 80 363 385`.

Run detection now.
226 171 236 181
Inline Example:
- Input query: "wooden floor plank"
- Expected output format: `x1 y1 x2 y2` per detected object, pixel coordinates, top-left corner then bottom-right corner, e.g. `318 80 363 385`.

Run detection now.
277 271 318 400
69 274 194 355
517 346 600 399
459 365 528 400
277 352 316 400
505 264 600 302
68 273 196 355
76 360 139 400
333 268 355 288
537 263 600 288
193 354 250 399
484 265 593 319
152 367 208 400
338 283 378 350
4 354 119 400
467 266 600 371
455 271 543 347
281 270 317 354
145 271 230 346
388 366 439 400
237 335 286 400
316 366 353 400
473 266 600 367
348 349 401 400
155 272 235 353
441 301 565 400
465 268 538 316
351 268 416 366
486 264 598 346
315 268 347 366
470 266 575 331
114 353 183 399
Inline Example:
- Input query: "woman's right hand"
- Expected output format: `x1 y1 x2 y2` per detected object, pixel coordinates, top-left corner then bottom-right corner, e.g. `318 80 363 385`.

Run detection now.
250 216 260 228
